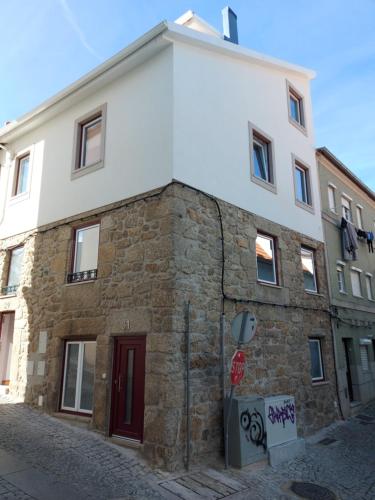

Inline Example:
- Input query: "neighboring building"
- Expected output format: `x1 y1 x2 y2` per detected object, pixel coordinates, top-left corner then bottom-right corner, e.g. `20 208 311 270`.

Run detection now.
317 147 375 417
0 10 339 469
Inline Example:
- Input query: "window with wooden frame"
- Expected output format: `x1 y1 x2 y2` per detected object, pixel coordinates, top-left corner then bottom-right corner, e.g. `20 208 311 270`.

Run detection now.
61 340 96 414
256 233 277 285
67 223 100 283
249 123 276 192
13 154 30 196
308 338 324 382
2 246 24 295
287 82 306 131
301 247 317 293
72 104 106 177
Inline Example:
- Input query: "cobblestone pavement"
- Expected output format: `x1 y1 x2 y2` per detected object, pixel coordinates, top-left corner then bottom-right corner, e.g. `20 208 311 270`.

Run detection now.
0 395 374 499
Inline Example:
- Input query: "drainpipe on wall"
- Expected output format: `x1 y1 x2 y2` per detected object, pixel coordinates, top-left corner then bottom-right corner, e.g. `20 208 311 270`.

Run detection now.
185 301 191 471
321 211 345 419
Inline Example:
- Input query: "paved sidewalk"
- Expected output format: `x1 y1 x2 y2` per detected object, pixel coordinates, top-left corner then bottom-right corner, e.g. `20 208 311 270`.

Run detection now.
0 395 374 499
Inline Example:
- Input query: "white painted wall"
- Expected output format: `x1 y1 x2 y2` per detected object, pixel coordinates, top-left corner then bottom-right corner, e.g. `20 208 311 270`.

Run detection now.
0 46 173 238
0 30 322 243
172 41 323 241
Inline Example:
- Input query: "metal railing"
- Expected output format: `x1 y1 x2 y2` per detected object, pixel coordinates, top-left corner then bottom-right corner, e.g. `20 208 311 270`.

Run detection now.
67 269 97 284
1 285 18 295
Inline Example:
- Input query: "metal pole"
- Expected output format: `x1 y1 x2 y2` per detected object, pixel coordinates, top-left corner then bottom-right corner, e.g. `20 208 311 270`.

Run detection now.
220 313 226 400
225 384 234 469
186 301 191 471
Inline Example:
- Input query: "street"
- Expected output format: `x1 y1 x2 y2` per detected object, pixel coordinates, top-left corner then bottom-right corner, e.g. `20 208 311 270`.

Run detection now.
0 395 374 499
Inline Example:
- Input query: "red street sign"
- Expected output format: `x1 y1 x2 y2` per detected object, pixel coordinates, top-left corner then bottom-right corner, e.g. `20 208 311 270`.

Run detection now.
230 350 246 385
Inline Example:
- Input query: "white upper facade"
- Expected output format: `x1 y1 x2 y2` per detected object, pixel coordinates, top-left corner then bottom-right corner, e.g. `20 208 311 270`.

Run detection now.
0 11 323 241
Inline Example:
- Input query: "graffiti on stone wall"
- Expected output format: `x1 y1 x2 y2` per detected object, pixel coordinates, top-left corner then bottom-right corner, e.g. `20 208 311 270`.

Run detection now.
240 408 267 450
267 401 295 428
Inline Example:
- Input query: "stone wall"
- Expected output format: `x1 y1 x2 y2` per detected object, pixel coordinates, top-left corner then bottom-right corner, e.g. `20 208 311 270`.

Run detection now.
0 183 339 470
170 184 339 466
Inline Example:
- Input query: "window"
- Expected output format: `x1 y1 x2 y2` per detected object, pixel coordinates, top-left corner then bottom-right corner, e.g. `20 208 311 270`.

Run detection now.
337 265 346 293
308 339 324 382
288 83 305 129
3 246 24 295
294 161 312 208
350 268 362 297
328 185 336 213
73 104 106 175
256 233 277 285
13 154 30 196
356 206 364 230
360 345 369 372
365 274 373 300
341 196 352 222
301 247 317 292
68 224 100 283
61 341 96 414
249 124 276 192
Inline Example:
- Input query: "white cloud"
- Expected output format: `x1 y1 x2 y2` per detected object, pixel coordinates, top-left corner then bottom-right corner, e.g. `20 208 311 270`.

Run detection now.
58 0 102 60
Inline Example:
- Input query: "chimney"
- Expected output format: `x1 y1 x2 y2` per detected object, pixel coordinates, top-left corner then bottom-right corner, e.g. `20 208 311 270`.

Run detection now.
222 6 238 44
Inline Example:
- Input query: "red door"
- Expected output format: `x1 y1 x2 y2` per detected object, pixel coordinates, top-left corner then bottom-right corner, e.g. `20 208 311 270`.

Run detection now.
110 336 146 441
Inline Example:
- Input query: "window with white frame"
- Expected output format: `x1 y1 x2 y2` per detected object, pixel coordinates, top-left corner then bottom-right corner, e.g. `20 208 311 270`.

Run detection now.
337 264 346 293
341 196 352 222
73 104 106 175
360 345 369 371
252 134 272 184
365 274 373 300
61 341 96 414
3 246 24 295
294 161 312 207
301 247 317 292
13 154 30 196
288 84 305 129
68 224 100 283
308 339 324 382
328 185 336 213
356 206 364 230
256 233 277 285
350 268 362 297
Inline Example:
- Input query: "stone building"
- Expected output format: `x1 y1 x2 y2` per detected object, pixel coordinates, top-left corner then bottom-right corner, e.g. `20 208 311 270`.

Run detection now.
317 147 375 417
0 10 339 469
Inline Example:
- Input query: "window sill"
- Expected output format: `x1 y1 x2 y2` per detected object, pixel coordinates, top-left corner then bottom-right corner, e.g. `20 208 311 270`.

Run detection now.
257 281 282 289
311 380 329 387
305 290 324 297
295 198 315 215
288 116 308 136
71 160 104 180
339 291 348 295
9 191 30 205
65 280 96 287
0 293 16 299
250 175 277 194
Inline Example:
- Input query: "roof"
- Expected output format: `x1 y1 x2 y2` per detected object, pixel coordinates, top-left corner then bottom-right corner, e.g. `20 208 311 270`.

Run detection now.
316 147 375 202
0 13 316 143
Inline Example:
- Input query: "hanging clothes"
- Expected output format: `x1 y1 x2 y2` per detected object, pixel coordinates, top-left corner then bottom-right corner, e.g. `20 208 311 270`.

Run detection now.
367 232 374 253
341 217 358 261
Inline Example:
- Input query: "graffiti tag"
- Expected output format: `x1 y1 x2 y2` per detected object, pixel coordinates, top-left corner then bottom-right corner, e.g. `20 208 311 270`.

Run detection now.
240 408 267 450
267 402 295 428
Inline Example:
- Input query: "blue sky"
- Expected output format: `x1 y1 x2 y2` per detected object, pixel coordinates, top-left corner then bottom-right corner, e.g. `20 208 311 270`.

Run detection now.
1 0 374 187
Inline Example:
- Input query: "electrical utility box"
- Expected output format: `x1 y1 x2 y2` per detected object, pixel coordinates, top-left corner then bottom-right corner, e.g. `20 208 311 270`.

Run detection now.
264 395 297 447
227 395 267 467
